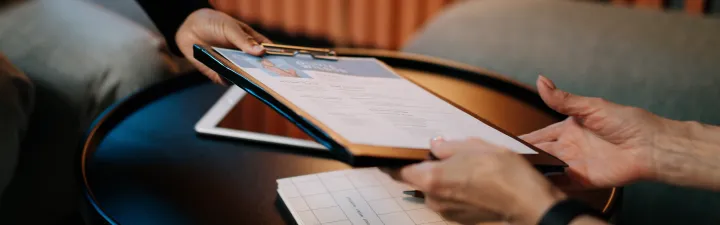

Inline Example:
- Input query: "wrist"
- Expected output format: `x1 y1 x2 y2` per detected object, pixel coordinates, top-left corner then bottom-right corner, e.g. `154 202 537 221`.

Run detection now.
646 118 686 181
569 215 609 225
536 198 606 225
513 187 568 225
651 119 720 188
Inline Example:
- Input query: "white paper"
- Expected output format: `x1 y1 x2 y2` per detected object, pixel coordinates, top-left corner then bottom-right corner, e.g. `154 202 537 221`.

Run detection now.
214 47 537 154
277 168 450 225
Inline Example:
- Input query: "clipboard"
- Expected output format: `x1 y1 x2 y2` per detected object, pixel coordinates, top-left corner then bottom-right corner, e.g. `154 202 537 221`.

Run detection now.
193 44 567 171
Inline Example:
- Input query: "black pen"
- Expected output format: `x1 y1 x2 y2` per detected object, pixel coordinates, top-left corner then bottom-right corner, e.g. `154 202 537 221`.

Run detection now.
403 190 425 199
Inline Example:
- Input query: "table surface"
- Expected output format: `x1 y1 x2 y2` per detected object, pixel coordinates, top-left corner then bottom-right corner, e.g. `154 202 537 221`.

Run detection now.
81 49 617 225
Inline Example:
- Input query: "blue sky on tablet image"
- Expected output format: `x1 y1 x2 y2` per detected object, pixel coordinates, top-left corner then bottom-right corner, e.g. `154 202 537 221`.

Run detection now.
224 51 312 78
282 57 401 79
221 49 399 79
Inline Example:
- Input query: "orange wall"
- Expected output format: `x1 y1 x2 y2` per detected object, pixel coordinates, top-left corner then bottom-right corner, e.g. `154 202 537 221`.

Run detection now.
211 0 456 50
212 0 712 50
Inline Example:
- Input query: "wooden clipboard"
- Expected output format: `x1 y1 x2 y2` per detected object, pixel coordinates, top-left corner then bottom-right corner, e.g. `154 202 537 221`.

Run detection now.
193 44 567 171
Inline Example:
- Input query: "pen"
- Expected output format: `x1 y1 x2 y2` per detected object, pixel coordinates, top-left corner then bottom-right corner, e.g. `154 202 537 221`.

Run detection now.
403 190 425 199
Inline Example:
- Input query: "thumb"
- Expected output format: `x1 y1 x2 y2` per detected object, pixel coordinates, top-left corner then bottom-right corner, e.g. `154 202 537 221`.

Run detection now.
222 21 266 56
537 75 610 117
430 137 497 159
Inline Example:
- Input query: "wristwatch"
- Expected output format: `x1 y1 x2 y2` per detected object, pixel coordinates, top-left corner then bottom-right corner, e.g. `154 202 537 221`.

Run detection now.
538 198 605 225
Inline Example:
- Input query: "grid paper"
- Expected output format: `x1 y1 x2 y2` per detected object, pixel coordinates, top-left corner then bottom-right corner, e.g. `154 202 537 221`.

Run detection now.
277 168 461 225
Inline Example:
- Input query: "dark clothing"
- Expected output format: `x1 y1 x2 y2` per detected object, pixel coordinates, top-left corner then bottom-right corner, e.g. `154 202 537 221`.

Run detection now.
134 0 211 55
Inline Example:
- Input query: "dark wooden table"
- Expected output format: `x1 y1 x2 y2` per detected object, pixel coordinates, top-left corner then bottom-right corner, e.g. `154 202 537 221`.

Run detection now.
79 49 618 225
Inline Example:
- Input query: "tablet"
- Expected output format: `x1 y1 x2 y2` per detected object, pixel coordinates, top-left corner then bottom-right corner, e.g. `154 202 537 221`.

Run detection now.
195 85 327 151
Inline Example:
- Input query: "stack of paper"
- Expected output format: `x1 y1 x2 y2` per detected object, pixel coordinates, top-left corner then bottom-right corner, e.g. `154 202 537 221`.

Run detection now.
276 168 460 225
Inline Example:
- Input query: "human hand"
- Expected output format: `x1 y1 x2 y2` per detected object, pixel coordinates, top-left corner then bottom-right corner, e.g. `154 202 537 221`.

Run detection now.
520 75 673 187
397 138 567 225
176 9 271 84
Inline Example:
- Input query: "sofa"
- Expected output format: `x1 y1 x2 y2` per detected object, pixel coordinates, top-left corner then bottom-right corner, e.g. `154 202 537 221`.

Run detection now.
403 0 720 224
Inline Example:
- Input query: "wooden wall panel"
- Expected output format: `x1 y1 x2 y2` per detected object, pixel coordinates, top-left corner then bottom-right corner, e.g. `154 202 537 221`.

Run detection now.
326 0 348 46
348 0 375 47
212 0 712 50
635 0 665 8
281 0 304 35
258 0 284 30
685 0 707 14
373 0 398 49
304 0 329 39
398 0 423 48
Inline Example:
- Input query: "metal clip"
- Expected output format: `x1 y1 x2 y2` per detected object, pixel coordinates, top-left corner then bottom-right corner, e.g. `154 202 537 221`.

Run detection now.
261 43 338 61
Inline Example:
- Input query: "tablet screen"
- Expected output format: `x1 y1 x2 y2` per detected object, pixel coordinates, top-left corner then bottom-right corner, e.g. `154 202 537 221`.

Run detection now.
216 92 316 142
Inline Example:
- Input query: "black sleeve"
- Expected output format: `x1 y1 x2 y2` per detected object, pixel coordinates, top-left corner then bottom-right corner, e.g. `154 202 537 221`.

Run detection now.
135 0 212 56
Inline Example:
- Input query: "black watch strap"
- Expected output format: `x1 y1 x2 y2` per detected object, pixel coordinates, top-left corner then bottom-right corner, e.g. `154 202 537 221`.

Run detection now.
538 198 605 225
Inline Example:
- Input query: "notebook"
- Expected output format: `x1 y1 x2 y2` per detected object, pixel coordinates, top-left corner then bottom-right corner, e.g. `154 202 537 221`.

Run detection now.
277 167 460 225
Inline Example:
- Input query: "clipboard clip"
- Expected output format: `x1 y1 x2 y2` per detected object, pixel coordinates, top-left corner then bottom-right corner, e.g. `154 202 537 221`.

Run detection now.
261 43 339 61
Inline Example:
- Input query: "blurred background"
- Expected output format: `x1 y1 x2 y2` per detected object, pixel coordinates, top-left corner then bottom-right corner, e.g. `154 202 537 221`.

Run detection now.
202 0 720 50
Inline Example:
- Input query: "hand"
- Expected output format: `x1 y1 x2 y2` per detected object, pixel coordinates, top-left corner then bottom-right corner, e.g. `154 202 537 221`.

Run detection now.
520 75 672 187
397 138 566 225
176 9 271 84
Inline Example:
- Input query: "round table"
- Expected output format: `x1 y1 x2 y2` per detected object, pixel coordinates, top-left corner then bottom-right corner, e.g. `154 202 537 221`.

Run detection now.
80 49 618 225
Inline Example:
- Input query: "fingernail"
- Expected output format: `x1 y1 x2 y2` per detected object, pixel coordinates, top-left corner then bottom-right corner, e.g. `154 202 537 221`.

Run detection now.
252 44 264 53
539 75 556 90
430 136 446 148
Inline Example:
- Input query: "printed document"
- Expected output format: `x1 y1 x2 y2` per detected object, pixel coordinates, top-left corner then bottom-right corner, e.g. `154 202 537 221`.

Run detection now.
277 168 461 225
214 47 537 154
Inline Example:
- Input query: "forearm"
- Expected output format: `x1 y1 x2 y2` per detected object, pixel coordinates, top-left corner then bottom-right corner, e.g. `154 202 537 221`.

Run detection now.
135 0 212 55
0 53 32 195
652 120 720 190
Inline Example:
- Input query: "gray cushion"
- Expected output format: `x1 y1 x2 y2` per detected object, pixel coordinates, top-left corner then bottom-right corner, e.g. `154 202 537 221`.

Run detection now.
88 0 160 33
404 0 720 125
403 0 720 224
0 0 173 223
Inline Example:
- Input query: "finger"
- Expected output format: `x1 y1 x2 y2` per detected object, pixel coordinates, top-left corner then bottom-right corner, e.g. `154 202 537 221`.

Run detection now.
451 211 505 225
430 140 473 159
379 167 402 181
426 198 503 224
519 120 566 144
564 166 596 188
399 162 439 190
430 136 446 149
536 75 609 117
189 58 227 85
534 141 572 160
431 138 499 159
239 22 273 44
223 22 265 56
